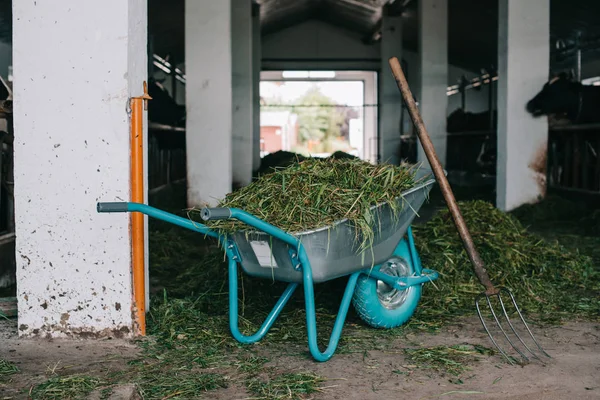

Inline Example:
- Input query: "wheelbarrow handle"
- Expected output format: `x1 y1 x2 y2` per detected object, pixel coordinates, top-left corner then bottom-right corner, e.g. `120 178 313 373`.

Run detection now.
201 207 232 221
97 202 129 213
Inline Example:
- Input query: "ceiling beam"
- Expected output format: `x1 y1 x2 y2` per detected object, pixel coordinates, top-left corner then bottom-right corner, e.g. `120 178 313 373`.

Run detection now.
362 0 413 44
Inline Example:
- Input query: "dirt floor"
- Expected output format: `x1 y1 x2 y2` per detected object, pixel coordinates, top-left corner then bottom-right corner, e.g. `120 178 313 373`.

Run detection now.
1 315 599 399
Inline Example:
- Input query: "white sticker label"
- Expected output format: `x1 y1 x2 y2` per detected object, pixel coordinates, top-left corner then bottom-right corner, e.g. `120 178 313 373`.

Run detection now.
250 241 278 268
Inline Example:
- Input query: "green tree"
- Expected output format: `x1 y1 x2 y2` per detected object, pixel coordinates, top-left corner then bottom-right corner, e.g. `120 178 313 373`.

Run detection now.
294 85 344 145
263 84 346 147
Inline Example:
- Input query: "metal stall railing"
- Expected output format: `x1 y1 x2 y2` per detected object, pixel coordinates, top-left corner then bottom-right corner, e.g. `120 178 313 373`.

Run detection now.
545 32 600 196
445 69 498 184
0 77 15 292
547 123 600 194
147 52 187 195
148 122 187 194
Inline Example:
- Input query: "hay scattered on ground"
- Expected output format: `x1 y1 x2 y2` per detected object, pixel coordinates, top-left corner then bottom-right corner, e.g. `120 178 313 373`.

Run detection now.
0 359 19 381
411 200 599 328
196 157 427 253
510 195 600 236
29 375 101 400
26 192 598 399
245 371 326 400
403 344 495 377
509 195 600 266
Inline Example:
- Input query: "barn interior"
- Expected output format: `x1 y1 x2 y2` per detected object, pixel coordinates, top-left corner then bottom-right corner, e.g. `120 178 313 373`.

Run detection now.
0 0 599 398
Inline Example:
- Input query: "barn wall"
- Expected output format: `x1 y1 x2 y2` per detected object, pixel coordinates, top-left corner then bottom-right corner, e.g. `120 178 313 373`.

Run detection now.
261 19 380 70
261 19 490 116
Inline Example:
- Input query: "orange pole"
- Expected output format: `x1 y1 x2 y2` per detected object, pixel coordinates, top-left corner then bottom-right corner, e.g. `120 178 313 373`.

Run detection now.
130 82 152 336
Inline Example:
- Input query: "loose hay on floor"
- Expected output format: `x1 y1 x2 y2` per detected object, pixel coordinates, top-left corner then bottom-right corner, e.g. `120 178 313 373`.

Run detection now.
411 200 600 328
0 358 19 381
50 193 594 399
29 375 102 400
403 344 495 377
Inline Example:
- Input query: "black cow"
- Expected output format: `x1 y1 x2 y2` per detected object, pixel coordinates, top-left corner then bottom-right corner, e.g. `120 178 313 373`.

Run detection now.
447 108 496 133
254 151 308 177
254 150 360 177
147 78 186 128
526 72 600 124
0 75 12 114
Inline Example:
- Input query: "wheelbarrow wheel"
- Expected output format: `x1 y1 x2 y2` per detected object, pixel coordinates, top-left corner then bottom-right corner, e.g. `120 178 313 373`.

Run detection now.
351 238 422 329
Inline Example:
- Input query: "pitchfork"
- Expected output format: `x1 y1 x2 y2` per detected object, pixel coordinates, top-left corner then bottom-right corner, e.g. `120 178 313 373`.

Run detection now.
388 57 551 365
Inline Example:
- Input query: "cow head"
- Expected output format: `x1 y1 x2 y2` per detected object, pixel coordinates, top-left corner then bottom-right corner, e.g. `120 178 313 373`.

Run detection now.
526 72 580 118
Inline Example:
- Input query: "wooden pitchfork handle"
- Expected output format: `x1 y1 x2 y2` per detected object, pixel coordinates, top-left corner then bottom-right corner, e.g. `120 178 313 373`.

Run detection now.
387 57 499 296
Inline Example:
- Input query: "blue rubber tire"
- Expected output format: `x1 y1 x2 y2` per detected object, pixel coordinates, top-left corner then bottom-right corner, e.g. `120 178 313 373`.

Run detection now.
351 238 422 329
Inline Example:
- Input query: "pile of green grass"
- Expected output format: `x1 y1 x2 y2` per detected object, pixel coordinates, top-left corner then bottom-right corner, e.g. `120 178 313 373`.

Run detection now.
509 195 600 266
410 200 599 328
196 157 427 254
510 194 600 236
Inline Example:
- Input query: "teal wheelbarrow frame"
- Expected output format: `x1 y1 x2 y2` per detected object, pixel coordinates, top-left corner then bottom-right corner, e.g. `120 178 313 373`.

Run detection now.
97 168 440 362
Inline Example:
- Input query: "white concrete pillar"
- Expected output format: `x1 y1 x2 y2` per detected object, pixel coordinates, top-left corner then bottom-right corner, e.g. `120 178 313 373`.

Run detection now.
12 0 147 337
497 0 549 211
252 2 262 173
185 0 233 206
363 72 378 164
418 0 448 168
231 0 254 188
379 6 403 165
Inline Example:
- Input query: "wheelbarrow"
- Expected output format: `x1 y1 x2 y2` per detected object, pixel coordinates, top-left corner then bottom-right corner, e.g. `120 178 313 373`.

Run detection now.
96 166 440 362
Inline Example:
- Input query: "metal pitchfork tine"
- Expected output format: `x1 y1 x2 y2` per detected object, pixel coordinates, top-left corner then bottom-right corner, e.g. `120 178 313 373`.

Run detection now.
387 57 551 365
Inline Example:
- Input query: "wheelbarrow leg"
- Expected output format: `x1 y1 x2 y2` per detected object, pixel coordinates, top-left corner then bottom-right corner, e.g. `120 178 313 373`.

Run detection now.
298 250 362 362
227 256 299 343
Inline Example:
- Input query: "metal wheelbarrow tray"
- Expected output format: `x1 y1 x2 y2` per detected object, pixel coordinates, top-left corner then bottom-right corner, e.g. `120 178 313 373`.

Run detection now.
97 166 440 362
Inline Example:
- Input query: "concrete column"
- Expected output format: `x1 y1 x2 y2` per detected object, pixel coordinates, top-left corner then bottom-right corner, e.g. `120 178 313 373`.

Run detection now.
231 0 254 188
185 0 232 206
497 0 549 211
252 2 262 173
418 0 448 168
379 6 403 165
363 72 378 164
12 0 147 337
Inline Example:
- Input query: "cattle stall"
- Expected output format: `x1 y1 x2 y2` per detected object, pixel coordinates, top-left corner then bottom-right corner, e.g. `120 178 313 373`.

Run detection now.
148 122 187 195
445 69 497 187
147 52 187 198
0 76 15 293
547 122 600 194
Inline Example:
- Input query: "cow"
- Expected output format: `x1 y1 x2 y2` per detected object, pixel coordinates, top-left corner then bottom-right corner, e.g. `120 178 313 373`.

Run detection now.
254 150 308 177
0 75 12 114
147 78 186 151
254 150 360 177
526 72 600 124
147 77 186 128
447 108 496 133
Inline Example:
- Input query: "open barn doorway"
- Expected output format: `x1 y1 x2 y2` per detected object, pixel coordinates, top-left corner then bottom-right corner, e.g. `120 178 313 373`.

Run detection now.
259 70 378 163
